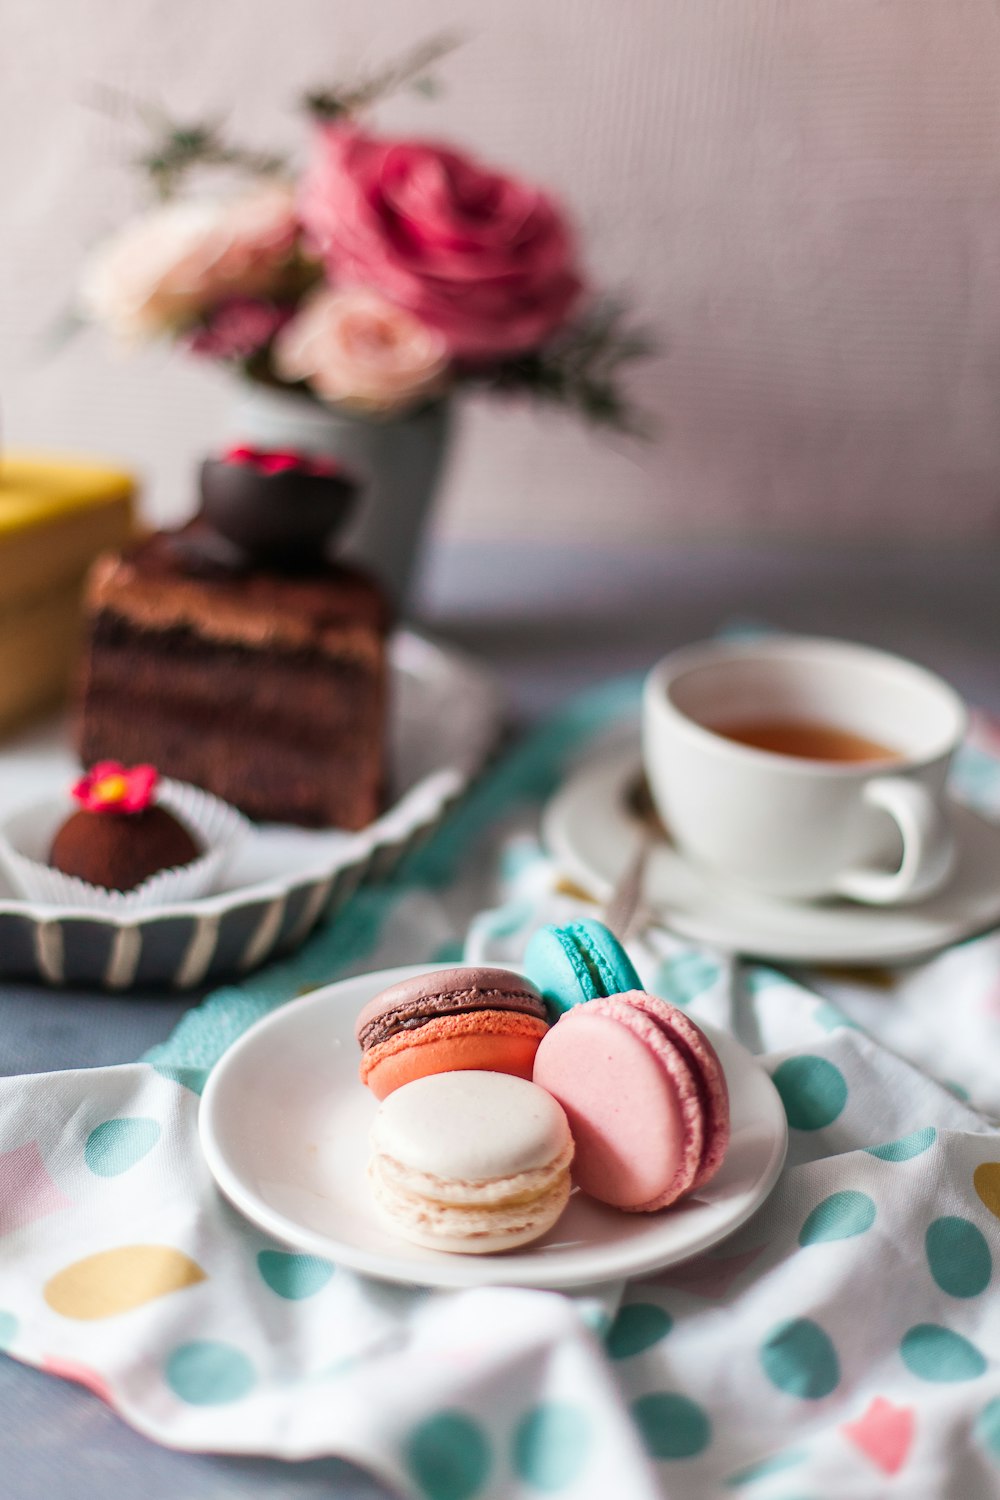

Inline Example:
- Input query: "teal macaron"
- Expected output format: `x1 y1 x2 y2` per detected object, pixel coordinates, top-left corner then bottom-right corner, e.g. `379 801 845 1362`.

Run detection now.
524 918 642 1016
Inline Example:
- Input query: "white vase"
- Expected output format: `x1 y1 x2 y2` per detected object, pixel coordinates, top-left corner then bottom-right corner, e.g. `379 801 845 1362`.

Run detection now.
224 383 453 611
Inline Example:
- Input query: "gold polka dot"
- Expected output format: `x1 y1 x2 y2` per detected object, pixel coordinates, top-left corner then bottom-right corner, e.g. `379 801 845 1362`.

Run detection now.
974 1163 1000 1222
44 1246 206 1320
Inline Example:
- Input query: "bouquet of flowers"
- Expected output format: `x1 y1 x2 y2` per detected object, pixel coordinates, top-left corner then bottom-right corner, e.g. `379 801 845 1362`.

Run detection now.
80 39 650 430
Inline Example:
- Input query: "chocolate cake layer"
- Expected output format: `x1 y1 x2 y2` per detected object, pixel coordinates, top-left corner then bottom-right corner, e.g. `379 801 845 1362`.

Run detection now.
75 525 389 830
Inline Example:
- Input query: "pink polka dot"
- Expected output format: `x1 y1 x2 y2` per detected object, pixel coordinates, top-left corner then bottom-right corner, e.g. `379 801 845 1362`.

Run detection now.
41 1355 114 1405
0 1142 72 1237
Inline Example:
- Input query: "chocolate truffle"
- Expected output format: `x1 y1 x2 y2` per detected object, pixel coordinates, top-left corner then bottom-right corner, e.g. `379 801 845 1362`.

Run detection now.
49 761 202 892
49 805 201 892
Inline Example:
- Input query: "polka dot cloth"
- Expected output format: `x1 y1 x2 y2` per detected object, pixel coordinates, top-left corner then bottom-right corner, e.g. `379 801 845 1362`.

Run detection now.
5 684 1000 1499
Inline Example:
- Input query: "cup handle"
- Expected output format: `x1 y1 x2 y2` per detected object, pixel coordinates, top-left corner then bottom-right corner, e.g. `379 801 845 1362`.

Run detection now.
834 777 955 906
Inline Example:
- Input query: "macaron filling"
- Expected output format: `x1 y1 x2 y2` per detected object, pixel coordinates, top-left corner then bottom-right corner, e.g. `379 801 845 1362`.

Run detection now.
369 1158 572 1252
357 984 547 1052
564 922 616 996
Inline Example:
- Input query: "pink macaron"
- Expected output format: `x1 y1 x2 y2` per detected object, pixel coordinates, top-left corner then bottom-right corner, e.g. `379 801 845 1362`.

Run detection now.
532 991 730 1212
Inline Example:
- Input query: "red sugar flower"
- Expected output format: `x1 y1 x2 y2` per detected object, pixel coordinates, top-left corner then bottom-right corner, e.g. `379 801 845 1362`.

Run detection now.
222 445 340 477
72 763 159 815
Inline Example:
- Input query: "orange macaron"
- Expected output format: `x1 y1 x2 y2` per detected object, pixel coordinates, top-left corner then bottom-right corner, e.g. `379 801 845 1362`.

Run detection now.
355 967 550 1100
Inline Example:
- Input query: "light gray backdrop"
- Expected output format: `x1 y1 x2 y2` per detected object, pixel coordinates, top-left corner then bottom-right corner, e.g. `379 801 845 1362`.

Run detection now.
4 0 1000 544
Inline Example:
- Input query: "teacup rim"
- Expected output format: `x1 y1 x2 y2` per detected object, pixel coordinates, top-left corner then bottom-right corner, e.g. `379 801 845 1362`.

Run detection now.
643 633 969 777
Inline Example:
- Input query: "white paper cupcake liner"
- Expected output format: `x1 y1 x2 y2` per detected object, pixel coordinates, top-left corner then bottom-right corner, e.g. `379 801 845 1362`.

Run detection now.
0 778 251 912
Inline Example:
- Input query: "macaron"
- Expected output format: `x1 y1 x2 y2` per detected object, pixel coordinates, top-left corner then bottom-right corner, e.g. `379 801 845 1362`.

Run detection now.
368 1070 574 1254
532 991 730 1212
524 918 642 1016
355 966 550 1100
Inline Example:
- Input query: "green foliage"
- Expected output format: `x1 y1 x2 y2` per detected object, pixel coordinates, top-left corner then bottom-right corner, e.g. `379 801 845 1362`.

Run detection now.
137 120 288 201
302 32 461 120
476 302 657 435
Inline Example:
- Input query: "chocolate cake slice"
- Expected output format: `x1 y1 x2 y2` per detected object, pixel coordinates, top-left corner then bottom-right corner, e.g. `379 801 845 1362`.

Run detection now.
75 525 390 830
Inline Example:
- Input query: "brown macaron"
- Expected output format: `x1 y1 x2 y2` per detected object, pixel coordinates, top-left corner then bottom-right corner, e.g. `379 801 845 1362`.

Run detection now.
355 967 550 1100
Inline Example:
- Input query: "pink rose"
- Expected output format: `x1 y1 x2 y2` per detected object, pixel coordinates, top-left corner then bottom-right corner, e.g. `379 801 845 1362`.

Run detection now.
82 186 300 342
274 288 450 414
299 126 583 359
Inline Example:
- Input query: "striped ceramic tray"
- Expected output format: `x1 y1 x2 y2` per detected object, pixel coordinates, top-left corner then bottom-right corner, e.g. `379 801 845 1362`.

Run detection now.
0 631 503 992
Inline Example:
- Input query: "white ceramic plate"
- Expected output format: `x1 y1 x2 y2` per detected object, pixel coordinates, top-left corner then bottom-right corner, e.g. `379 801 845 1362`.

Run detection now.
544 737 1000 966
198 963 788 1291
0 632 503 990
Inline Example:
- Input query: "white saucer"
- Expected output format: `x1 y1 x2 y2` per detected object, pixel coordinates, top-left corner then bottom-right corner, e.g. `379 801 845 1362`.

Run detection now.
198 964 787 1291
544 740 1000 966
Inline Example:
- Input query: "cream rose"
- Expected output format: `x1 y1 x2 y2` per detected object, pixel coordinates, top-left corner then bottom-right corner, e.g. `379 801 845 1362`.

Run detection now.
81 185 299 343
274 288 451 414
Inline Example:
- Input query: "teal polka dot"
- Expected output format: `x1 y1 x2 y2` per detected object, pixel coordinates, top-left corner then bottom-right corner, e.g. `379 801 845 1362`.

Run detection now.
152 1063 209 1095
771 1057 847 1131
813 1003 863 1033
164 1341 256 1405
655 953 721 1008
745 964 792 992
405 1412 491 1500
513 1403 591 1491
500 842 544 881
945 1080 971 1102
799 1190 876 1246
606 1303 673 1359
760 1319 840 1399
431 940 465 963
579 1305 611 1337
724 1449 807 1487
630 1392 711 1460
926 1217 992 1299
257 1250 334 1300
975 1397 1000 1459
900 1324 987 1382
478 899 536 942
0 1311 18 1350
865 1127 937 1162
84 1117 161 1177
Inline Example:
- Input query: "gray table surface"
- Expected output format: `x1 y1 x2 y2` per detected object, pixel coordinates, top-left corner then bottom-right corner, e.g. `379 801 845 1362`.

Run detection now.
3 538 999 1497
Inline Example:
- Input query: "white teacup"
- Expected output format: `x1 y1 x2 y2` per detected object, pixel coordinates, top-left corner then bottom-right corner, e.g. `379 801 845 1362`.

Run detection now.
642 636 967 905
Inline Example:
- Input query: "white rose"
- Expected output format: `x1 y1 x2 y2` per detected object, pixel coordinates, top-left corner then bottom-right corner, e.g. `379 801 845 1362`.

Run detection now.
81 186 299 343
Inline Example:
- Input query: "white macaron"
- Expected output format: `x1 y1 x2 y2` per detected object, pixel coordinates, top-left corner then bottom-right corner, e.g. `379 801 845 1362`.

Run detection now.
369 1070 574 1254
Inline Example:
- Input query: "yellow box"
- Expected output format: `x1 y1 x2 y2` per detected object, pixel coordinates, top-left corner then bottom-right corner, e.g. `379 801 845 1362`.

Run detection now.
0 453 135 733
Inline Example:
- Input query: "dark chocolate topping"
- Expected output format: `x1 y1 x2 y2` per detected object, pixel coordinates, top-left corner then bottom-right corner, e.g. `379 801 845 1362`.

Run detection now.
199 455 359 572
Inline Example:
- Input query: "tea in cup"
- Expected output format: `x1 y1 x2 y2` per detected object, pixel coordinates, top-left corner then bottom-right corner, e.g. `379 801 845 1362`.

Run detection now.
642 636 966 904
